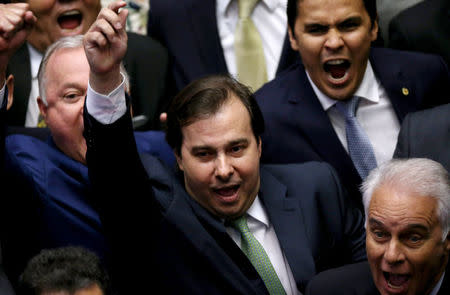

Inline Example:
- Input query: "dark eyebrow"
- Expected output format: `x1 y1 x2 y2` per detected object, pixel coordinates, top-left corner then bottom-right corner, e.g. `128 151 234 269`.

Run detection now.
304 23 328 31
190 146 214 155
404 224 430 233
228 138 249 146
339 16 362 24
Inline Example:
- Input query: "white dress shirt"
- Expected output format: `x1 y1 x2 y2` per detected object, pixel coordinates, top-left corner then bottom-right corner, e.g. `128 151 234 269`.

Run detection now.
216 0 288 81
430 272 445 295
24 43 43 127
308 61 401 166
226 196 300 295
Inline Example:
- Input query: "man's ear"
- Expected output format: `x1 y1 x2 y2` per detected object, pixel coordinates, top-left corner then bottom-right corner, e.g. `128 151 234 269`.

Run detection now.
370 18 379 42
37 97 48 121
257 136 262 157
175 152 184 172
6 74 14 110
288 27 299 51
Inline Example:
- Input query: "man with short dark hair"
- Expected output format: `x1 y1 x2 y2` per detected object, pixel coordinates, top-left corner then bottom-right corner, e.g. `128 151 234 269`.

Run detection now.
147 0 299 95
255 0 450 209
19 246 111 295
305 158 450 295
83 2 366 294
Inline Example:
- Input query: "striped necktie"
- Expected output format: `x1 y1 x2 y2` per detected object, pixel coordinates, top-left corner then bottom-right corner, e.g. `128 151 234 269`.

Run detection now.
234 0 268 91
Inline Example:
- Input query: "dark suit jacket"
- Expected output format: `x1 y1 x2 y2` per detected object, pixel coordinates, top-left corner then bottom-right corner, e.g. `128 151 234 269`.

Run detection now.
0 90 15 295
147 0 299 94
255 47 450 209
6 33 169 130
388 0 450 67
394 103 450 172
0 130 174 291
84 107 366 294
305 261 450 295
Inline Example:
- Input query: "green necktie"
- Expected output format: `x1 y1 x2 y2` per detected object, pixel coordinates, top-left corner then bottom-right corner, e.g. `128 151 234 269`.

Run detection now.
234 0 268 91
232 216 286 295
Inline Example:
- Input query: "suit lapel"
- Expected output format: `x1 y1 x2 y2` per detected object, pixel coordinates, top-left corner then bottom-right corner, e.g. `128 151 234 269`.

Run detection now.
165 183 267 294
437 263 450 295
258 168 315 286
285 65 361 190
187 0 228 74
370 48 417 123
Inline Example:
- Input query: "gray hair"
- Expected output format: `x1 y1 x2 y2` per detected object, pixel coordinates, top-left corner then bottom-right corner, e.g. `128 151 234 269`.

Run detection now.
362 158 450 240
38 35 130 105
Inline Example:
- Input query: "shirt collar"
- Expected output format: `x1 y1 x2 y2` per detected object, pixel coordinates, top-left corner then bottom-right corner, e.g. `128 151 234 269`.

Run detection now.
429 271 445 295
246 195 270 228
308 61 380 111
217 0 285 16
27 43 43 80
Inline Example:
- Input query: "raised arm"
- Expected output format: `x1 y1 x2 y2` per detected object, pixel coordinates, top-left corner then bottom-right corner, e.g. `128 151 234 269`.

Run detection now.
83 0 127 95
0 3 35 99
83 3 165 293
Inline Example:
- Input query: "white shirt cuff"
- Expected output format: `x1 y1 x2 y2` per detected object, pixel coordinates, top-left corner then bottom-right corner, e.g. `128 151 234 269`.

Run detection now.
86 74 127 124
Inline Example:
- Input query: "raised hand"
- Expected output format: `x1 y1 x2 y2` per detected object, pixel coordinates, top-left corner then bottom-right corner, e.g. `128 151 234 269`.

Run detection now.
83 1 128 94
0 3 36 82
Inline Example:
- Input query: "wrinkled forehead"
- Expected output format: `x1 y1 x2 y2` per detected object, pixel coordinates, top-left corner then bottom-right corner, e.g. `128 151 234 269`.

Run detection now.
368 186 440 227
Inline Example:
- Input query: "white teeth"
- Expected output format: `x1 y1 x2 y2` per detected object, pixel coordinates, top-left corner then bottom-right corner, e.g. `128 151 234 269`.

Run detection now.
61 10 81 17
326 59 346 65
387 281 402 289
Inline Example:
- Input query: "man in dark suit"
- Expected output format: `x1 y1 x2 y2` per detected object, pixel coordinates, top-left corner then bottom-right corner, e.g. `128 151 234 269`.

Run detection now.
0 3 37 294
388 0 450 67
7 0 168 130
84 2 366 294
376 0 423 43
1 33 174 291
394 103 450 172
255 0 450 209
147 0 299 94
305 158 450 295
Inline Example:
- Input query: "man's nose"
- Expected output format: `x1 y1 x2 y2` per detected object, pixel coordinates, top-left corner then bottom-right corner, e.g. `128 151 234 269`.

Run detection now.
214 155 234 181
324 29 344 50
383 240 405 266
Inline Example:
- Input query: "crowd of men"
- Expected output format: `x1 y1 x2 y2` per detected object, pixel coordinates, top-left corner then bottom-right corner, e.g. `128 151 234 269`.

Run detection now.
0 0 449 294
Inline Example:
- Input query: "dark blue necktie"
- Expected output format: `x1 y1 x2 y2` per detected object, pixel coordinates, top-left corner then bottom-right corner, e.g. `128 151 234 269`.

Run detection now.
335 96 377 179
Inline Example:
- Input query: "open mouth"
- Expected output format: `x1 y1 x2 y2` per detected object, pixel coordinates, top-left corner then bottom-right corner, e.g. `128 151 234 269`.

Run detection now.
323 59 350 80
383 272 410 290
213 185 240 197
57 10 82 30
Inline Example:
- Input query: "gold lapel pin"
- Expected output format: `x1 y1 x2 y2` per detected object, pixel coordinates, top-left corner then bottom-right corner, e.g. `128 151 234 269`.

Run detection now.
402 87 409 96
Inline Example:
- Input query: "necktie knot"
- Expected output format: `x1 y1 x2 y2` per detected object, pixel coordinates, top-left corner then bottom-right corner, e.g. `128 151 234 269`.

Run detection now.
238 0 259 19
335 96 360 119
231 215 250 233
